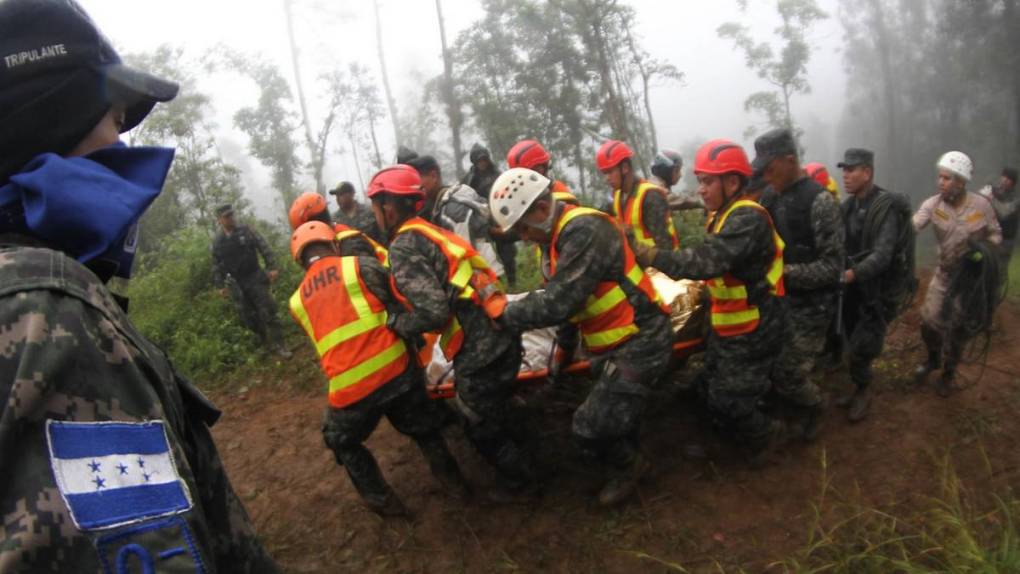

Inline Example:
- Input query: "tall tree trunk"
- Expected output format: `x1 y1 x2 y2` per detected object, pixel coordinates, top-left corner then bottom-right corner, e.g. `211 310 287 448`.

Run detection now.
374 0 402 147
349 134 365 191
579 0 630 143
573 139 587 201
283 0 323 192
435 0 465 179
367 113 383 169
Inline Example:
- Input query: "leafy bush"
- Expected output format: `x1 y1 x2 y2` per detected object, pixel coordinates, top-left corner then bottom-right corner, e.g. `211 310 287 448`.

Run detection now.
126 223 302 384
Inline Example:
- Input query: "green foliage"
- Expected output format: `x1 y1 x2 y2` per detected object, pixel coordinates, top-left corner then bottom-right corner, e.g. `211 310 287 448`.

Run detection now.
126 224 301 384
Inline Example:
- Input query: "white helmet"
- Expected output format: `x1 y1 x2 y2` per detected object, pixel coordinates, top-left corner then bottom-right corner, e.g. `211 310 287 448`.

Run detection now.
936 151 973 182
489 167 552 232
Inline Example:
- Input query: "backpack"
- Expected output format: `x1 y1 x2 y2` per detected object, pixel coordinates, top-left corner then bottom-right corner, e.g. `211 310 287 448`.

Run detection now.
863 188 917 319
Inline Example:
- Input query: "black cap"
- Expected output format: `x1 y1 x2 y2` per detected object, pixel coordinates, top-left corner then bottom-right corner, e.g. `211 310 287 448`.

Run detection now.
329 181 355 196
837 148 874 169
405 154 439 175
0 0 179 181
750 128 798 175
215 204 234 217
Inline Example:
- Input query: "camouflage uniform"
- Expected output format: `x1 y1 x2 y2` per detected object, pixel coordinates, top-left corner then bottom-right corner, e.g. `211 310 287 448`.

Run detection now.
651 197 784 447
615 181 677 251
841 185 901 390
760 179 844 409
313 257 460 508
386 227 533 485
0 237 276 572
334 201 383 244
211 225 283 348
503 206 673 469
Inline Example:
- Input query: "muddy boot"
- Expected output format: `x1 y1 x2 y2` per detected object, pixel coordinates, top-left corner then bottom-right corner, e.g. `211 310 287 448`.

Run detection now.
416 435 472 503
364 490 410 517
915 326 943 384
747 419 785 469
847 387 871 423
800 402 825 441
935 370 955 398
597 454 651 507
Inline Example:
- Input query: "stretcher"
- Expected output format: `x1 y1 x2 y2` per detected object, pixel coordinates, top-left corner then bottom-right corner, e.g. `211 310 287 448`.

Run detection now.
426 271 707 399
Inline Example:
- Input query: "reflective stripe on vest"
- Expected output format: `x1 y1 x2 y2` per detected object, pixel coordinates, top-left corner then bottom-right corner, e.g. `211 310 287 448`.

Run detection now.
389 217 499 360
613 180 680 249
705 199 785 337
289 256 408 408
334 224 388 266
550 206 669 353
552 180 579 205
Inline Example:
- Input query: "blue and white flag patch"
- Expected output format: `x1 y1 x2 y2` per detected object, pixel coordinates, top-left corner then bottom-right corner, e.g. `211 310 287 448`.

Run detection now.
46 420 193 531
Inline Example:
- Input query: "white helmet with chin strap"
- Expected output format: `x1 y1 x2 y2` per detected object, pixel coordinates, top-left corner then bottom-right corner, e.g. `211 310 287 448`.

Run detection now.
937 151 973 182
489 167 552 232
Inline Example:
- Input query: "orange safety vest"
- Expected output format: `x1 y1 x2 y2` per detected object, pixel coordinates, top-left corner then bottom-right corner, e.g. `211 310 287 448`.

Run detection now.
334 223 388 265
289 256 409 408
552 180 580 205
704 199 785 338
613 180 680 249
550 205 670 353
388 217 501 361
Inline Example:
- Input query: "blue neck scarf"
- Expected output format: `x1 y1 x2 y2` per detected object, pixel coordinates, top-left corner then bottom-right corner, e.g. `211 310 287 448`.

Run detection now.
0 143 175 278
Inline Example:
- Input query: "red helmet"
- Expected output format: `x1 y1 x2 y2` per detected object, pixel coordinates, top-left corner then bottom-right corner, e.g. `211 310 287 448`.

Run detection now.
366 164 425 200
804 162 830 188
290 220 337 263
507 139 551 169
595 140 633 171
693 139 753 177
288 192 329 230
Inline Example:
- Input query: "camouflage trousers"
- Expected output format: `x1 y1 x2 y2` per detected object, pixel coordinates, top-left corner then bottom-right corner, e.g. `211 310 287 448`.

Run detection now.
322 368 456 506
699 298 783 446
454 338 536 484
843 287 889 389
572 352 669 469
228 273 282 347
771 296 829 408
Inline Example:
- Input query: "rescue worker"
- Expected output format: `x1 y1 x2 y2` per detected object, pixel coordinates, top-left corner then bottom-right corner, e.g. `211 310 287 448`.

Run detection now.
805 162 840 200
212 203 292 357
366 165 536 500
753 128 843 437
597 139 681 251
836 148 910 421
288 221 469 516
651 149 701 211
330 180 383 243
0 0 276 569
913 151 1002 396
463 143 518 285
632 140 786 462
404 153 506 279
489 167 674 506
507 139 580 205
288 191 387 263
982 167 1019 278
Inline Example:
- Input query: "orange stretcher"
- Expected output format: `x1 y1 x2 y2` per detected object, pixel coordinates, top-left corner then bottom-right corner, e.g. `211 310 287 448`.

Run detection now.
426 337 704 399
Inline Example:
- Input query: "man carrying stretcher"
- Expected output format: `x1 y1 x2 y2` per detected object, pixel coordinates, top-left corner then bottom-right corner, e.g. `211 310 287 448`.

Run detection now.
489 168 674 507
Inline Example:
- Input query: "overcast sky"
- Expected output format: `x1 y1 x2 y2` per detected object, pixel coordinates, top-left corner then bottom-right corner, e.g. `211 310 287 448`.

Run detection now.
80 0 847 217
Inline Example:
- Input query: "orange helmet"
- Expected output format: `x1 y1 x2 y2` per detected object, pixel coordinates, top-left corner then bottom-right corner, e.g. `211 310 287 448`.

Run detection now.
694 139 752 177
288 192 329 230
507 139 551 169
290 220 337 263
595 140 633 171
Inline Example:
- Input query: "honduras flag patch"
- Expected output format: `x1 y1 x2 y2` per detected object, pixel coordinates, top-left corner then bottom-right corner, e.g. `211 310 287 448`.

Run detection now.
46 420 194 531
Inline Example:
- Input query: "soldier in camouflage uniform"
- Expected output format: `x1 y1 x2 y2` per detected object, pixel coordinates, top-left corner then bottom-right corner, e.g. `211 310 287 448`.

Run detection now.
754 129 844 439
490 168 673 506
365 165 536 501
330 180 384 244
0 1 276 570
211 204 291 357
634 140 786 464
462 143 518 285
288 222 469 516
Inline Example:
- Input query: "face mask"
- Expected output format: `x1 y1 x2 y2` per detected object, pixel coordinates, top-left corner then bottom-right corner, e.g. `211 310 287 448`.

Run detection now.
521 200 557 234
0 143 174 278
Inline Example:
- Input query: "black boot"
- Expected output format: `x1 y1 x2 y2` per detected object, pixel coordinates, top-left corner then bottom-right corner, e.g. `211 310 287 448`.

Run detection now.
915 326 943 384
597 439 649 507
935 369 955 398
415 434 472 502
847 386 871 423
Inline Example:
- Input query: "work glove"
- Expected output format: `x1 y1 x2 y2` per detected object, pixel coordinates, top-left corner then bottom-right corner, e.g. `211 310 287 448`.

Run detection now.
632 241 659 269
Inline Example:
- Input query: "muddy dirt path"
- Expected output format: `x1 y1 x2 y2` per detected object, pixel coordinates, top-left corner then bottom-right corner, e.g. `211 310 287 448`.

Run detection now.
209 292 1020 573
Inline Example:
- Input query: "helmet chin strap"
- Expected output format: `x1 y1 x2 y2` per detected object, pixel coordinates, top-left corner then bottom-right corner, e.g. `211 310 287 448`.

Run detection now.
521 198 558 234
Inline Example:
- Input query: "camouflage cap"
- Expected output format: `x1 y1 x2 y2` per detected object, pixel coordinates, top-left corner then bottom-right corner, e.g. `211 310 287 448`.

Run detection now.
750 128 798 176
837 148 874 169
329 181 355 195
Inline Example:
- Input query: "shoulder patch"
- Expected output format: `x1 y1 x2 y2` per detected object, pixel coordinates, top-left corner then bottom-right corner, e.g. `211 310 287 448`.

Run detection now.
46 420 193 531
